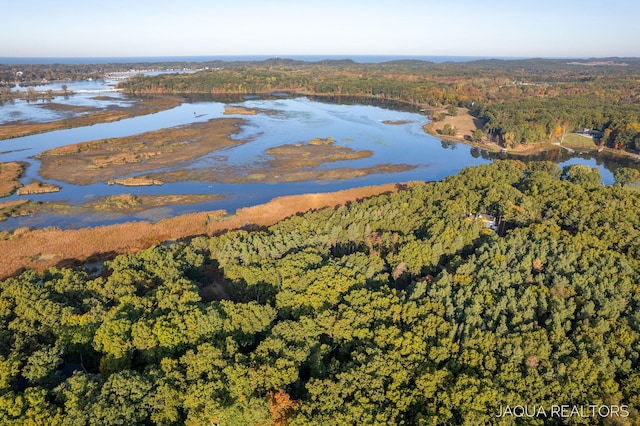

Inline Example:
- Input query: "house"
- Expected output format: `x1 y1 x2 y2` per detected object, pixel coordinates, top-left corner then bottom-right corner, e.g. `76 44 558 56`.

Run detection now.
469 213 498 231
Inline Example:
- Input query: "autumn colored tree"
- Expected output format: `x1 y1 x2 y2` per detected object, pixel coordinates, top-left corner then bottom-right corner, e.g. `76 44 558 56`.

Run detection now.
267 389 299 426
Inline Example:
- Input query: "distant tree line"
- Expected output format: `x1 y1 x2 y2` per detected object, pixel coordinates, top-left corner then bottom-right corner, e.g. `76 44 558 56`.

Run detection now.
118 58 640 153
473 95 640 150
0 62 202 87
4 58 639 152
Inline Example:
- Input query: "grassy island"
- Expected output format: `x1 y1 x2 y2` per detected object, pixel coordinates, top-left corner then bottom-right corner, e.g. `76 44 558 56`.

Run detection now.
37 118 246 185
16 180 61 195
0 162 26 197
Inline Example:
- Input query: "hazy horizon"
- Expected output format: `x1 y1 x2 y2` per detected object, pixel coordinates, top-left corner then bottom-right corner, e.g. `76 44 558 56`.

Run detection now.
3 0 639 59
1 54 637 66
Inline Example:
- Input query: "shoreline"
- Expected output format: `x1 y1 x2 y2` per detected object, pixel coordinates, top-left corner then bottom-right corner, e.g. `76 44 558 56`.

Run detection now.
420 107 640 161
5 88 638 162
2 93 639 280
0 182 410 280
0 95 183 140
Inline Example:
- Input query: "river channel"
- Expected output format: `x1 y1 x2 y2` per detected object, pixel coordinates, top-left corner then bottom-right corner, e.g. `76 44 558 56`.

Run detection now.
0 80 635 231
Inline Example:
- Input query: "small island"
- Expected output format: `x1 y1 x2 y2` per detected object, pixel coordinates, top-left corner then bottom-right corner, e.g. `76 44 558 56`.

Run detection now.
107 177 164 187
37 118 246 185
16 180 61 195
223 105 259 115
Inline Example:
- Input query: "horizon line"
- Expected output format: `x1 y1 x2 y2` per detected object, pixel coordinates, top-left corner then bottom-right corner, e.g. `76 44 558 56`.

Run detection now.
2 54 638 65
3 54 638 59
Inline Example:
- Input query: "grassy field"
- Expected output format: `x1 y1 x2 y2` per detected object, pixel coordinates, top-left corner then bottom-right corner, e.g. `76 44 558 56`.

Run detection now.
424 108 484 140
560 133 600 150
422 108 610 156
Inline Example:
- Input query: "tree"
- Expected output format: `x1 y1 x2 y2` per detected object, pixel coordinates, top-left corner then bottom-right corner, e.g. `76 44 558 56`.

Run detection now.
551 120 572 144
22 344 64 387
2 160 640 425
562 164 601 189
471 129 483 143
268 389 300 426
26 86 36 101
613 167 640 187
89 371 152 426
441 124 457 136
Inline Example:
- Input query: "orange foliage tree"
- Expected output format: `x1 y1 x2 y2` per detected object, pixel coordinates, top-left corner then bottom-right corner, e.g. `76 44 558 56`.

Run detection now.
267 390 300 426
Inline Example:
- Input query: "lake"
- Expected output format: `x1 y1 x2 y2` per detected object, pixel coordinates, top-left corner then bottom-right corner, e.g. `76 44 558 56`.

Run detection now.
0 84 636 231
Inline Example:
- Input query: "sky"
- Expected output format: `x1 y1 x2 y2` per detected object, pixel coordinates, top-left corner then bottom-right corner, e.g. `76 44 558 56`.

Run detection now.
3 0 639 59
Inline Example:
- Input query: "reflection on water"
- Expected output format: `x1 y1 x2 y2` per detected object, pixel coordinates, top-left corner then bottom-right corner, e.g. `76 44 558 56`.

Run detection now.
0 94 638 231
0 79 132 125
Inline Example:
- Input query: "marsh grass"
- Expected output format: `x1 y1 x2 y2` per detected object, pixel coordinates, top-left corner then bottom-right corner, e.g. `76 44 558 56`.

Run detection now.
0 199 32 221
0 183 403 279
0 162 25 197
38 118 246 185
16 180 61 195
223 105 259 115
108 177 164 186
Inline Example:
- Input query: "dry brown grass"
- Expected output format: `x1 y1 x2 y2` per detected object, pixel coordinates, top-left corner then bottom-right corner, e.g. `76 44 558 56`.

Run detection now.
223 105 259 115
224 183 403 227
0 199 31 222
0 162 26 197
0 183 406 279
108 177 164 186
16 180 61 195
38 118 245 185
424 108 483 140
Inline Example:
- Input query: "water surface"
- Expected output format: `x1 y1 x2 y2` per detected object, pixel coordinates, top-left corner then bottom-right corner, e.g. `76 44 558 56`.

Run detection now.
0 94 636 231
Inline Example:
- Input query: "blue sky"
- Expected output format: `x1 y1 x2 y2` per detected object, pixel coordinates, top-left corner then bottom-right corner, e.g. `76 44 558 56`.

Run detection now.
3 0 639 58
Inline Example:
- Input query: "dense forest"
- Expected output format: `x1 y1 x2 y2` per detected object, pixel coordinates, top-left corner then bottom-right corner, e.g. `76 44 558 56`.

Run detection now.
3 58 640 151
118 58 640 152
1 161 640 425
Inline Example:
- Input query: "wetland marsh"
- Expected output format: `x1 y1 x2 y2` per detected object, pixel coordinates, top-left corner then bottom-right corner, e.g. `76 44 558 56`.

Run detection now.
0 85 631 231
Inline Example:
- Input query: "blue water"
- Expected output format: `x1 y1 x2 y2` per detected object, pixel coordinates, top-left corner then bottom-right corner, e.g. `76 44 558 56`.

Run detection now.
0 94 631 231
0 79 128 125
